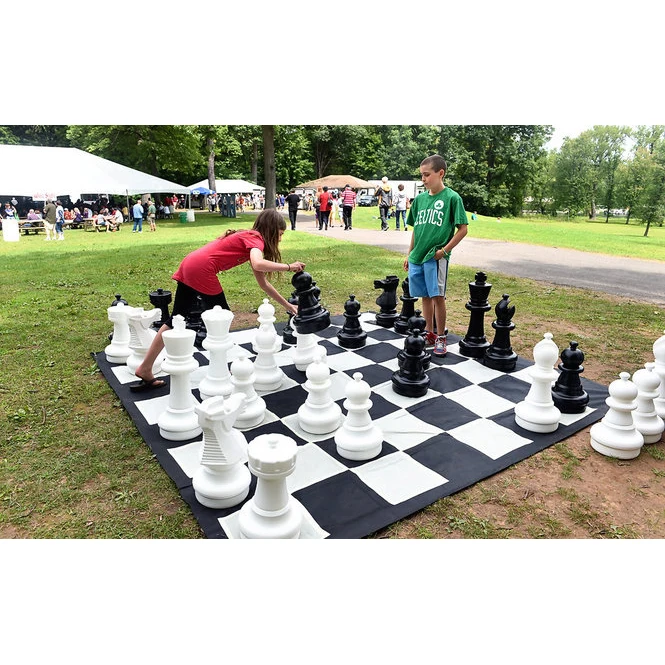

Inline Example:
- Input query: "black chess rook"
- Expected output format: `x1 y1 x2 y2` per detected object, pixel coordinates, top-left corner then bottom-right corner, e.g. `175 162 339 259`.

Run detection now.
459 271 492 359
373 275 400 328
483 294 518 371
149 287 172 330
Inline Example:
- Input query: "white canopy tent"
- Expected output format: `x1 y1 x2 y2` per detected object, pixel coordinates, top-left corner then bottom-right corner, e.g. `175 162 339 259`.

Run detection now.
188 178 265 194
0 144 191 202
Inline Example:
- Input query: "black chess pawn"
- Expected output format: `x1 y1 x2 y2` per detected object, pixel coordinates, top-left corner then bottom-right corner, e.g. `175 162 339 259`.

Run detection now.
282 290 299 346
291 271 331 334
483 294 518 371
149 287 172 330
110 294 128 307
392 329 431 397
394 277 418 334
373 275 400 328
552 341 589 414
186 294 208 348
337 294 367 349
403 309 430 370
458 271 492 359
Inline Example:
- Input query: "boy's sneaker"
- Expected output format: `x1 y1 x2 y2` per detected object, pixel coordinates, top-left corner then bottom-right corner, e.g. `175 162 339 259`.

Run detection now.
424 331 438 349
433 335 447 357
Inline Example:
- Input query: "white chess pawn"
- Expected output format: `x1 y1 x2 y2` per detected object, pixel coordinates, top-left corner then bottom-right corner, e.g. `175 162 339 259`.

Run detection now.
653 330 665 419
252 298 282 354
230 355 266 429
198 305 235 401
157 315 202 441
514 332 561 433
105 301 132 364
252 323 285 392
632 363 665 444
126 306 165 376
238 433 302 539
335 372 383 461
292 328 320 372
297 347 342 435
590 372 644 459
192 393 251 509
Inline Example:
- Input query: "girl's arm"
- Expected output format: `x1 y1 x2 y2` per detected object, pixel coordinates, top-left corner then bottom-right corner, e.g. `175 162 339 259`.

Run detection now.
249 247 305 274
252 269 298 315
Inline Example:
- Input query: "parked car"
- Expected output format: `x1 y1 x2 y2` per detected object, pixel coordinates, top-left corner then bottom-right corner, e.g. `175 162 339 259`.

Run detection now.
358 194 378 206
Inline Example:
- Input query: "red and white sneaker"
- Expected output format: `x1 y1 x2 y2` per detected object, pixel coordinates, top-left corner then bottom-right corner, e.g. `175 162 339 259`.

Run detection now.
433 335 447 356
423 331 438 349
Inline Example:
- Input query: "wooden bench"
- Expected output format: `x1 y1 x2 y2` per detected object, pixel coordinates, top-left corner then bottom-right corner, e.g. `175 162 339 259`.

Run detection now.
19 220 45 235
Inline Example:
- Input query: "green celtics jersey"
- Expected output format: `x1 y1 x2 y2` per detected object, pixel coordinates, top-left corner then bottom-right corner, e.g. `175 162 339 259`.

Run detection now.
406 187 468 264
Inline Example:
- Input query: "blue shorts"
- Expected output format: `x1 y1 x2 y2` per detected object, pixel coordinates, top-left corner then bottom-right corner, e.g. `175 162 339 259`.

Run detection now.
408 257 448 298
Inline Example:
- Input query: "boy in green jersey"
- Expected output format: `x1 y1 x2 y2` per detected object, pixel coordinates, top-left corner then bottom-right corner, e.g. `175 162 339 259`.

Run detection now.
403 154 468 356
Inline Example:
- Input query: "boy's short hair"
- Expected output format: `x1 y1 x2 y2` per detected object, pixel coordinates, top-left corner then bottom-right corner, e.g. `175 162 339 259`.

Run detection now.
421 154 447 174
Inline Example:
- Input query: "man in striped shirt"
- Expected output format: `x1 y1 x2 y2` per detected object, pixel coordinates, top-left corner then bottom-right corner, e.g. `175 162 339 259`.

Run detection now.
341 184 357 231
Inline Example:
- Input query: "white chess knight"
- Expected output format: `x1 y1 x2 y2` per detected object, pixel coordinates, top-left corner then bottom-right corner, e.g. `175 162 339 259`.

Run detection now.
297 346 342 435
198 305 235 401
335 372 383 461
157 315 202 441
514 332 561 433
252 298 282 354
192 393 251 509
105 301 132 364
238 433 302 539
126 306 167 376
632 362 665 444
590 372 644 459
653 330 665 419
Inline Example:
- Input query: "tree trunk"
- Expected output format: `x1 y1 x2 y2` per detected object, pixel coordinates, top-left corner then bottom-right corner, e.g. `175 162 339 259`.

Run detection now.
644 220 651 237
207 137 215 191
262 125 276 210
251 141 258 183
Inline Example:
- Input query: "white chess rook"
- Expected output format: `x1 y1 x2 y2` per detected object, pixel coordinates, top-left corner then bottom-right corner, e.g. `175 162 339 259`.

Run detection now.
230 355 266 429
653 330 665 419
632 362 665 444
192 393 251 509
335 372 383 461
105 301 132 364
298 347 342 435
158 315 202 441
198 305 235 401
126 307 165 375
590 372 644 459
514 332 561 433
238 433 302 539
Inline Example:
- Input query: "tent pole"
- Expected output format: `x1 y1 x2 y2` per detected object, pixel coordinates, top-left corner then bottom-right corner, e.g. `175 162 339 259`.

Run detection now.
126 191 129 220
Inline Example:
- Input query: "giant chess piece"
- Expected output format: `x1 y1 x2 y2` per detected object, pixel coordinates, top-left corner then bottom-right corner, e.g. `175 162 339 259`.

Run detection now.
238 433 302 539
335 372 383 461
157 315 202 441
252 323 286 392
281 290 299 346
404 309 430 370
149 288 172 330
230 355 266 430
483 294 518 372
514 333 561 433
252 298 282 354
632 362 665 444
458 271 492 359
337 294 367 349
551 341 589 414
653 330 665 419
107 294 129 342
198 305 235 401
105 301 132 364
394 277 418 334
373 275 400 328
126 307 165 376
292 328 321 372
291 271 330 334
192 393 251 509
392 329 431 398
186 294 208 348
590 372 644 459
297 347 343 435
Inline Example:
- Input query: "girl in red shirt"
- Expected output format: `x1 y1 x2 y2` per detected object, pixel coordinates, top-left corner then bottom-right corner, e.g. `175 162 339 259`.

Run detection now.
131 209 306 392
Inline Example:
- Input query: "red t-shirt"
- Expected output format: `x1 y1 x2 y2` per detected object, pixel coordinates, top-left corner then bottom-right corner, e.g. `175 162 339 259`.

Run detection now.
172 229 265 295
319 191 333 212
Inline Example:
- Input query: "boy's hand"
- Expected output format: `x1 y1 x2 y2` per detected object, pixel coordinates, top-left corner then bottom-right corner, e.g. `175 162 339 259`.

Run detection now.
403 258 409 271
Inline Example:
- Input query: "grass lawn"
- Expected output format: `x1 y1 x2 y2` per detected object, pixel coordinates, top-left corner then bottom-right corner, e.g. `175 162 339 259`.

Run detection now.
1 210 664 539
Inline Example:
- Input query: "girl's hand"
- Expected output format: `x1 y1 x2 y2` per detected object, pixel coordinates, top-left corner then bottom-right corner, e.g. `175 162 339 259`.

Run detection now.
287 303 299 316
289 261 306 273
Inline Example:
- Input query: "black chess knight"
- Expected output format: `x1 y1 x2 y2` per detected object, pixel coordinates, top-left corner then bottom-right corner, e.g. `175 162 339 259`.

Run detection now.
373 275 400 328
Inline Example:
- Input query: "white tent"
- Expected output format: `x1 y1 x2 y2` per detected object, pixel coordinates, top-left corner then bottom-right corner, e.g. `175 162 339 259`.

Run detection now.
188 178 265 194
0 144 191 201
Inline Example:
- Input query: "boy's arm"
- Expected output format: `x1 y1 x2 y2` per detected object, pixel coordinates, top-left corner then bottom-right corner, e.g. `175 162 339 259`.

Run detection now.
403 231 415 271
434 223 468 261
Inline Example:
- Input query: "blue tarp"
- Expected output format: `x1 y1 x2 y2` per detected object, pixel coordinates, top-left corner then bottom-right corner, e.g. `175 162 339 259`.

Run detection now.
191 186 213 195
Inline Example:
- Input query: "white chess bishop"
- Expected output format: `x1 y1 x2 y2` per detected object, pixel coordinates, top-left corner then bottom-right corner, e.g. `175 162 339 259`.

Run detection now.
335 372 383 461
192 393 251 509
198 305 235 401
514 332 561 433
297 347 342 435
105 301 132 364
632 362 665 444
238 433 302 539
590 372 644 459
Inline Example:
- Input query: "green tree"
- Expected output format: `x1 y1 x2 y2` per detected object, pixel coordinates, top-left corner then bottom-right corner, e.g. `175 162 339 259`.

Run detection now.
631 143 665 237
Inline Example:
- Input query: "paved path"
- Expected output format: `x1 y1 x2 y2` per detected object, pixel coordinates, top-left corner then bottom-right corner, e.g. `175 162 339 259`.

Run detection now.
299 221 665 307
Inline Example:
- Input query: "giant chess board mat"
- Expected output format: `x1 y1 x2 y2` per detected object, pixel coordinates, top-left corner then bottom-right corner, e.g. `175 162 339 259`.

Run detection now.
94 313 609 539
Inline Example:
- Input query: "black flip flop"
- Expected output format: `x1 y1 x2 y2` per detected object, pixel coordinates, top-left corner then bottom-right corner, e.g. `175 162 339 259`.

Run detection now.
129 377 167 393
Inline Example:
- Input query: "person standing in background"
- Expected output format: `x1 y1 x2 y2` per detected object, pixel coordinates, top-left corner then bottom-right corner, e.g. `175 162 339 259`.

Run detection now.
393 183 408 231
376 176 393 231
132 199 144 233
285 188 301 231
43 198 57 241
